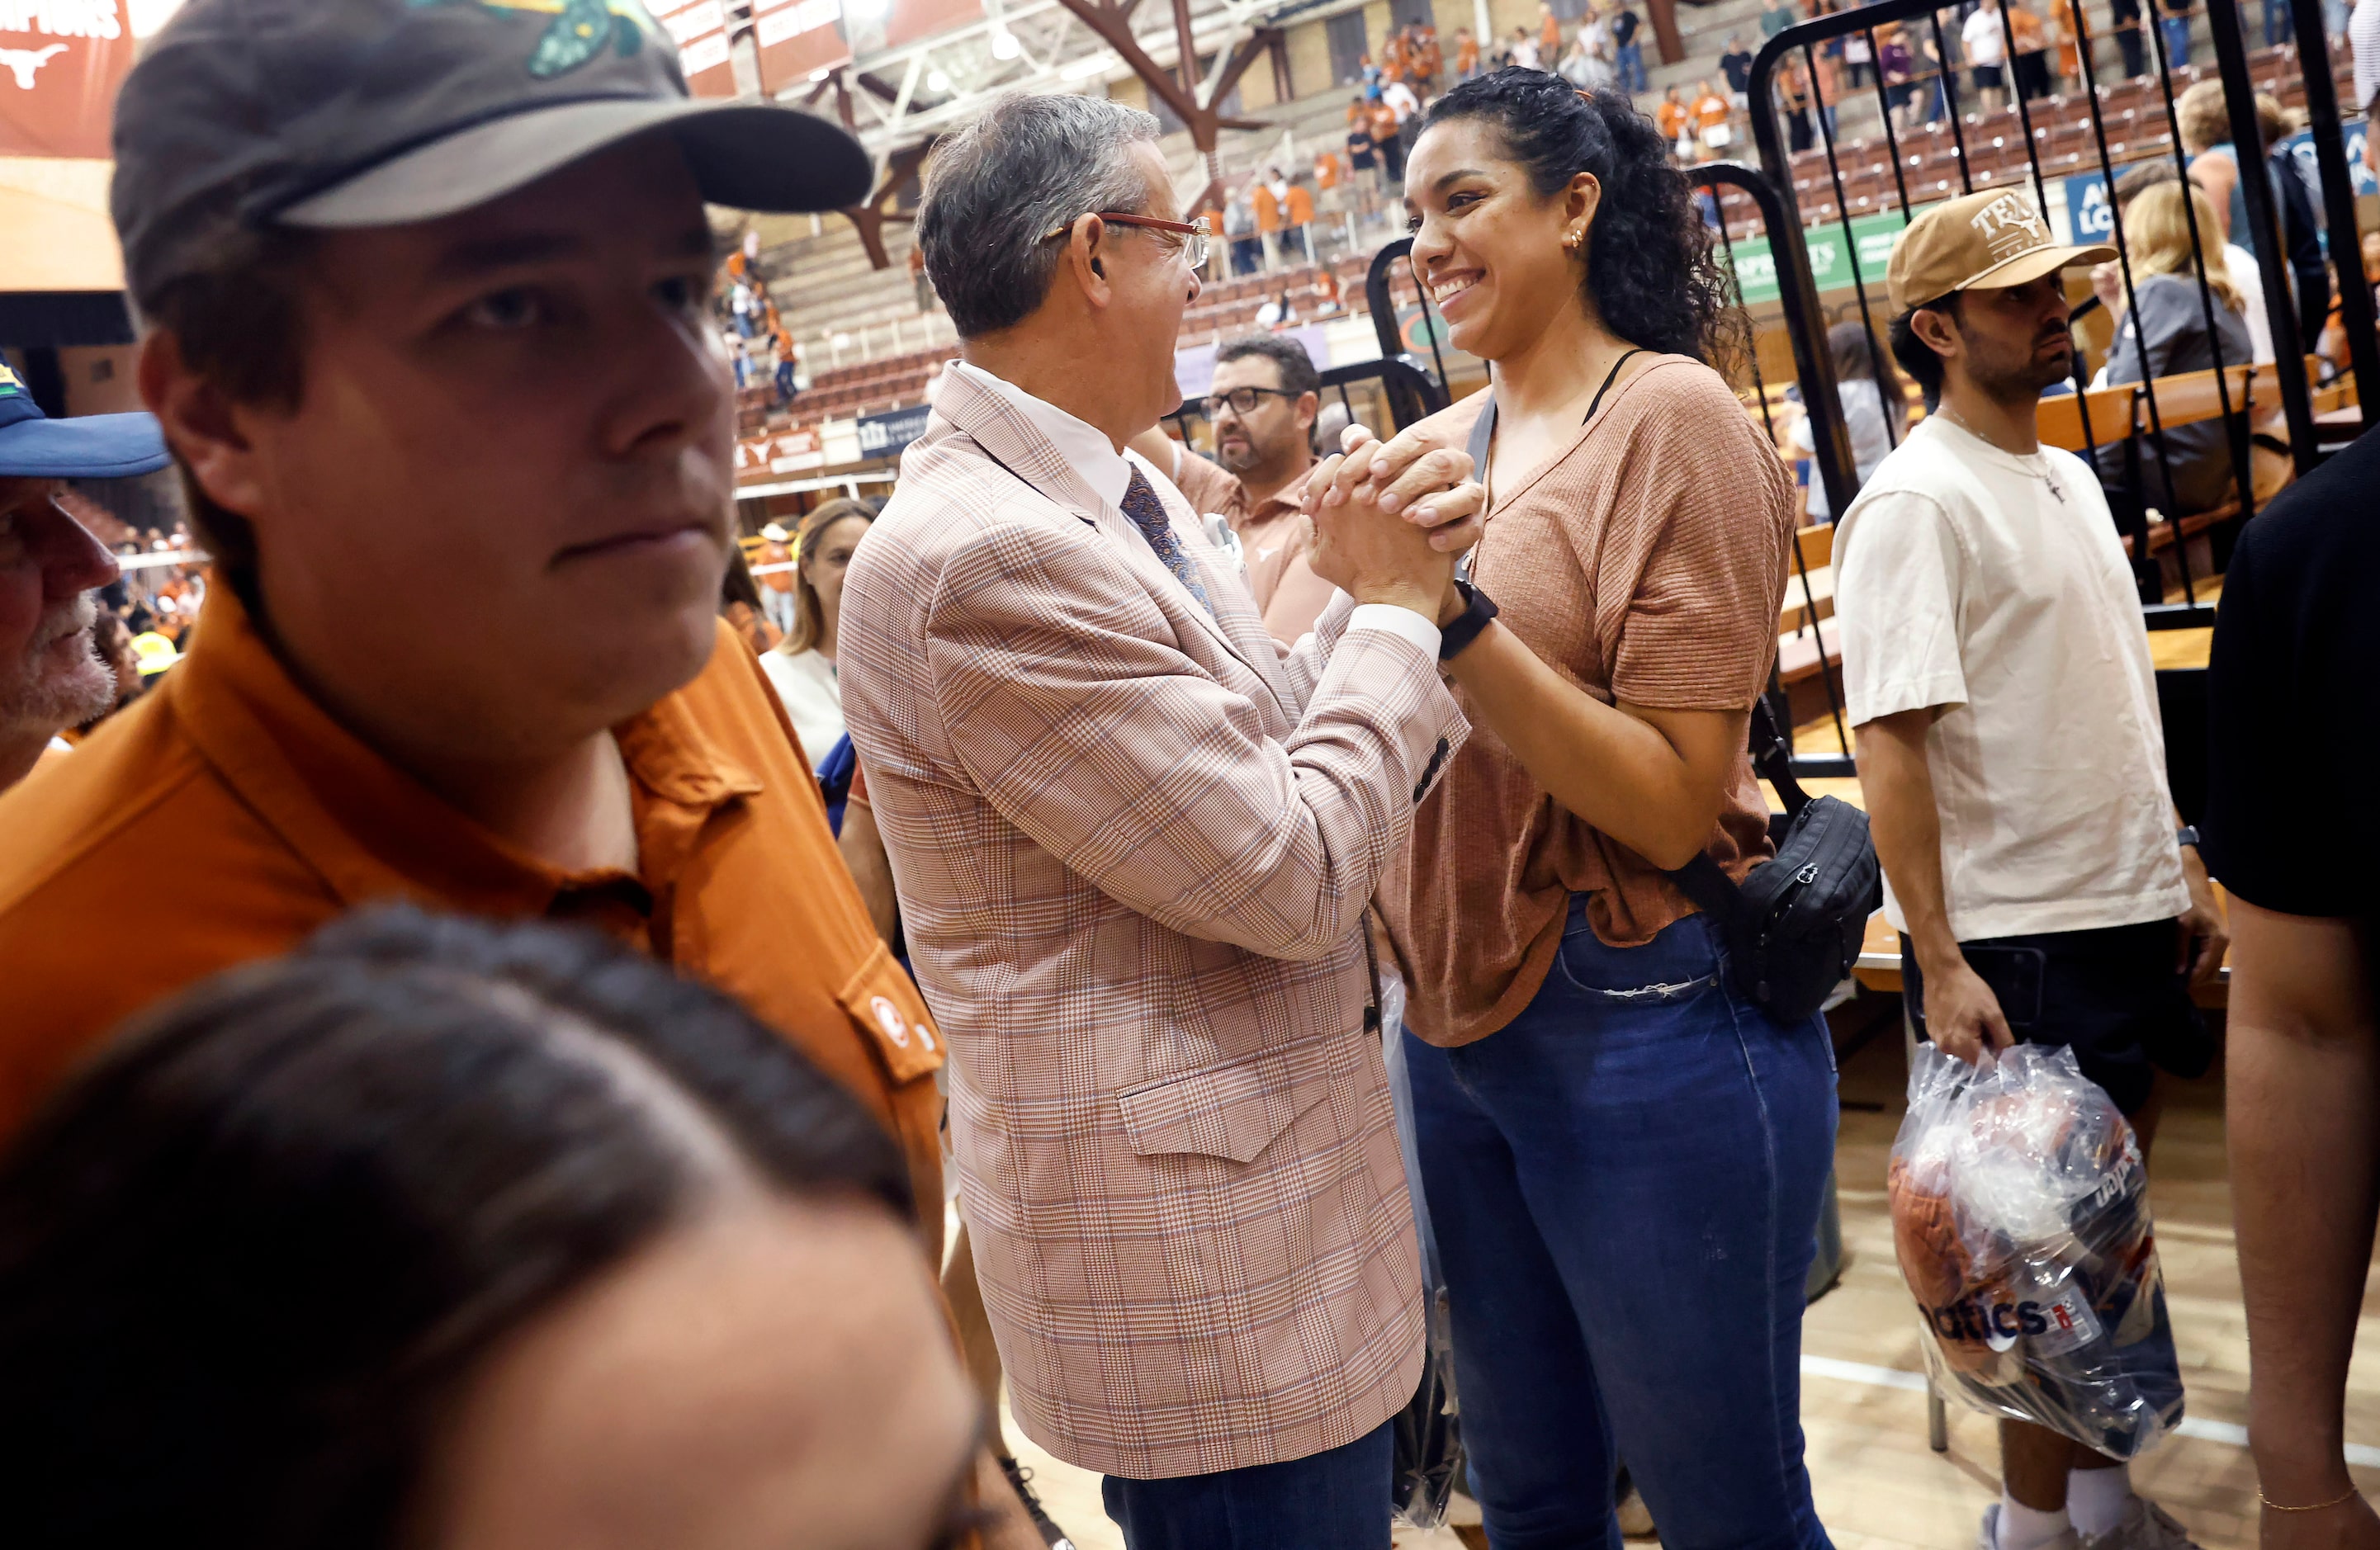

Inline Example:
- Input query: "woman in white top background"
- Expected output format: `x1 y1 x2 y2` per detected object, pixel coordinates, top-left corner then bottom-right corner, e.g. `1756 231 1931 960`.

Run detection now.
762 499 876 764
1789 320 1912 522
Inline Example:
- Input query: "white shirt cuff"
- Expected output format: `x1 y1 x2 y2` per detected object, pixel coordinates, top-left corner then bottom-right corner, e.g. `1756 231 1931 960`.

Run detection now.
1346 602 1442 659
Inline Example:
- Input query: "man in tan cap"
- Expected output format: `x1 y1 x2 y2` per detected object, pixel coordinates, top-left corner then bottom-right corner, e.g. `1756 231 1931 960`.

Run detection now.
1834 189 2226 1550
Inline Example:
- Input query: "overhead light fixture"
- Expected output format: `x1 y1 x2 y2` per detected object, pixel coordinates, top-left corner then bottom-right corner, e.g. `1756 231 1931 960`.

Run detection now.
991 26 1020 59
925 68 952 92
1061 52 1112 80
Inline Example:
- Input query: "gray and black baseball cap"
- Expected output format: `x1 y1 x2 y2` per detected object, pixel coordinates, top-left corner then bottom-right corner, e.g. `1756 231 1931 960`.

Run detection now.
112 0 873 305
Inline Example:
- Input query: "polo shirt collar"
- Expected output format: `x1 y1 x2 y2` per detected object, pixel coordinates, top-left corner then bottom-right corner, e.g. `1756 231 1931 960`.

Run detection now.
172 585 761 917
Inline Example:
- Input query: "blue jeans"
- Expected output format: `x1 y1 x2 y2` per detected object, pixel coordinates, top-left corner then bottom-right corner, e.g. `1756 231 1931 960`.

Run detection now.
1102 1420 1392 1549
1403 905 1838 1550
2160 14 2191 64
1616 40 1647 91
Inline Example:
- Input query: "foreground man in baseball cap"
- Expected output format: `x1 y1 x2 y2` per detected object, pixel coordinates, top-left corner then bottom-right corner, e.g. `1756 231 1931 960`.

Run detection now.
0 7 1027 1539
1836 191 2223 1550
0 365 168 792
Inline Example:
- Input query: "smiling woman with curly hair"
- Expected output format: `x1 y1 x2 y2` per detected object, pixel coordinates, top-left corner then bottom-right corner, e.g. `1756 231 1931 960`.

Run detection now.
1345 69 1832 1549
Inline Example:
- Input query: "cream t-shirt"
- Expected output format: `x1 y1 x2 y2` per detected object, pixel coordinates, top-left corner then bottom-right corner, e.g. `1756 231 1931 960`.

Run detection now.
1834 415 2189 941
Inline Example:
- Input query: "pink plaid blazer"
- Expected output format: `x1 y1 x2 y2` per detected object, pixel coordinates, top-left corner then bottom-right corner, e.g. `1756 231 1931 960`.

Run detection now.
840 366 1466 1479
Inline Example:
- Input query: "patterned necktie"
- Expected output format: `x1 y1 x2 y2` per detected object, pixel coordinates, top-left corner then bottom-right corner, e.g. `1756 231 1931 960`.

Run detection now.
1120 465 1216 618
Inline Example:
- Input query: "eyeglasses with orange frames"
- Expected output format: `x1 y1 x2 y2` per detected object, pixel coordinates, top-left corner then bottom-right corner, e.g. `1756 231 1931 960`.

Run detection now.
1041 211 1210 272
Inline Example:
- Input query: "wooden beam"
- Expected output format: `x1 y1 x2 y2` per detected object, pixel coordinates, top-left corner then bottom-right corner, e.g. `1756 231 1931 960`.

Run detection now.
1055 0 1198 123
837 136 939 271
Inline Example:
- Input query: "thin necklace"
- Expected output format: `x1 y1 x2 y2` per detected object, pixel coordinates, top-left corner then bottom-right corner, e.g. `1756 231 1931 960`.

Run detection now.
1939 401 2065 501
1937 400 2034 456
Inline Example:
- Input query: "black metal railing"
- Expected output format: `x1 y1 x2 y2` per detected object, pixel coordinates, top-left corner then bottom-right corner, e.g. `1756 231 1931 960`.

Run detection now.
1744 0 2353 608
1695 161 1862 777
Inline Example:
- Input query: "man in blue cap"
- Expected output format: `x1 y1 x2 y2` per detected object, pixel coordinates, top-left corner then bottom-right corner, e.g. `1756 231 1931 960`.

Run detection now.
0 362 168 792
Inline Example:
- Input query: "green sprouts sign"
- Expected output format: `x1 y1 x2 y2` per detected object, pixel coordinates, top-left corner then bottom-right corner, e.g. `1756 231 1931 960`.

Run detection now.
1722 208 1925 308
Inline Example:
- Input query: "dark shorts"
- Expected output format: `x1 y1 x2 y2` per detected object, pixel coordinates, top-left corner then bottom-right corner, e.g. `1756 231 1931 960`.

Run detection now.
1972 62 2004 87
1902 919 2212 1117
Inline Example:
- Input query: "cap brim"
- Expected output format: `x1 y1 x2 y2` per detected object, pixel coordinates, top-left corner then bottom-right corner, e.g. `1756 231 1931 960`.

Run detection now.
1957 240 2118 293
0 413 171 480
277 97 873 229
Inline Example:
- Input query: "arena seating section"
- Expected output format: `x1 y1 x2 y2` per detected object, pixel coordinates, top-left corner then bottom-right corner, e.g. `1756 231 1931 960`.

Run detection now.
737 253 1391 433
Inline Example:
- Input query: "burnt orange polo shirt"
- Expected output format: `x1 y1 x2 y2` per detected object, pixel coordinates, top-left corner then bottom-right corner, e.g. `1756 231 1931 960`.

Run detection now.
0 585 947 1252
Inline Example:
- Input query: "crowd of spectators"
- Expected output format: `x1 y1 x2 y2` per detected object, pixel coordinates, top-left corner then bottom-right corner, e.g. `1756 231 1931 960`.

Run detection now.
717 235 801 405
9 0 2380 1545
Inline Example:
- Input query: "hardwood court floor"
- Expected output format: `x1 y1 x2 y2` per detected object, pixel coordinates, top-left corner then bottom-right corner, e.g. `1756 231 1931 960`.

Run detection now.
983 1018 2380 1548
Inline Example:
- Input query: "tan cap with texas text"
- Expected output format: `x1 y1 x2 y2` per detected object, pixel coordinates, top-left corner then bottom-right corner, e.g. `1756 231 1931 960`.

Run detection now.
1886 190 2117 313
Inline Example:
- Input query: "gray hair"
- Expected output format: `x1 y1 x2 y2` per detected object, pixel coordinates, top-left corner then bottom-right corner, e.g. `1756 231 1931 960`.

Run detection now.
918 93 1162 338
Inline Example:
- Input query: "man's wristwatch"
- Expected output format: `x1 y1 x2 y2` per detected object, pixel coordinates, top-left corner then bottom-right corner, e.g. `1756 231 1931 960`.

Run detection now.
1438 579 1499 661
2175 825 2201 852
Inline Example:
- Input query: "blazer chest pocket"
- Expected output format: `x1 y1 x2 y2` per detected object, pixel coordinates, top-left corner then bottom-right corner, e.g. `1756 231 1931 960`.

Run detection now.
1116 1042 1341 1165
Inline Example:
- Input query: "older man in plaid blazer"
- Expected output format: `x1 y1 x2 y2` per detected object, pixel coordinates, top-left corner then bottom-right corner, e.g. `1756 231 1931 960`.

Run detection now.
840 94 1483 1549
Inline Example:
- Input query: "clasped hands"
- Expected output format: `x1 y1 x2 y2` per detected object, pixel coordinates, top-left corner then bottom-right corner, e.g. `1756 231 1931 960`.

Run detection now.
1298 419 1482 625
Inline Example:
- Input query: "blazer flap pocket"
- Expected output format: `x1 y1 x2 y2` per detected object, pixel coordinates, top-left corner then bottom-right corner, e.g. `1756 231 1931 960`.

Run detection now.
835 943 944 1086
1117 1045 1338 1164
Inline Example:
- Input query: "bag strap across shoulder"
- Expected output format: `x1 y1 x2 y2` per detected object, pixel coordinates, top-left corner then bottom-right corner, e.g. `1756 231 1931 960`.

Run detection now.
1666 697 1807 915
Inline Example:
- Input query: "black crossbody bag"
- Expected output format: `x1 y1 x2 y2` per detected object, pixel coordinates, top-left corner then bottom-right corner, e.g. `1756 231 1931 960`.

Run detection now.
1465 388 1881 1023
1668 699 1881 1022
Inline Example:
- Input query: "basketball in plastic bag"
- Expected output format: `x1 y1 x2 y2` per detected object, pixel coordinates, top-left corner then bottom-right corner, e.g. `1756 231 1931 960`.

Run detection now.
1888 1042 2183 1458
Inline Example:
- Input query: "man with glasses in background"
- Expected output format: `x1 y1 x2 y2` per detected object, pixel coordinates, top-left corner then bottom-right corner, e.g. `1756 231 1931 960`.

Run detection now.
837 92 1489 1548
1133 333 1335 640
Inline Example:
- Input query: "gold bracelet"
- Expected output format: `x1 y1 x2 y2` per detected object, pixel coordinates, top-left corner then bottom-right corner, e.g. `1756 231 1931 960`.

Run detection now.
2259 1485 2362 1513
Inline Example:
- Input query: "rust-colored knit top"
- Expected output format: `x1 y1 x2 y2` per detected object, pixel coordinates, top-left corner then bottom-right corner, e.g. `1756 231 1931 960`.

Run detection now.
1384 357 1796 1047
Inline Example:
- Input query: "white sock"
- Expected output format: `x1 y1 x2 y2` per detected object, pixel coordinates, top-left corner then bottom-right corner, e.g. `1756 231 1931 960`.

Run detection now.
1998 1493 2074 1550
2065 1466 2133 1538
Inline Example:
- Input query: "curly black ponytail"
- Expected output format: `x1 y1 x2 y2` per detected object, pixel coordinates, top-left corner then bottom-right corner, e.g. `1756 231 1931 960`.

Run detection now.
1420 69 1750 381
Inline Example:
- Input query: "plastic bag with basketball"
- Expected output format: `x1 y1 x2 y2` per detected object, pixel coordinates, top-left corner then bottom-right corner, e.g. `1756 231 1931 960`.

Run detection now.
1888 1042 2183 1458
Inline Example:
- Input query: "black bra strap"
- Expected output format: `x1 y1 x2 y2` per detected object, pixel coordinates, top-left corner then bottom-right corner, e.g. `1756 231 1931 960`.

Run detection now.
1584 347 1649 424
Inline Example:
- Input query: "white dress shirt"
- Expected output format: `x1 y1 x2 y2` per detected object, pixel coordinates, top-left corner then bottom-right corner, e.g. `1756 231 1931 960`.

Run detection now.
946 360 1440 656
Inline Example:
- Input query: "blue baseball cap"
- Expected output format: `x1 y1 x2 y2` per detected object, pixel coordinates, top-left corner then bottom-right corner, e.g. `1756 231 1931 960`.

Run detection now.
0 363 171 481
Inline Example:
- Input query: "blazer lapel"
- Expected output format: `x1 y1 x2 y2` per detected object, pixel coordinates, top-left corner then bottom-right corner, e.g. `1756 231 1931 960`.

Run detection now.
933 372 1291 721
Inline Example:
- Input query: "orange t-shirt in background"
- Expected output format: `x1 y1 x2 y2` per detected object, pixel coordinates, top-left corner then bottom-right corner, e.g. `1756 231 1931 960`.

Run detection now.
1456 35 1479 73
1285 185 1315 226
1313 150 1341 188
1657 98 1689 139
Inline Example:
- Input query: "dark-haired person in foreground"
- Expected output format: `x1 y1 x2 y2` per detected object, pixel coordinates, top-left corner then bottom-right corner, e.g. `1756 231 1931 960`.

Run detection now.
840 90 1484 1549
1313 72 1827 1547
1835 193 2222 1550
1129 333 1337 640
0 908 982 1550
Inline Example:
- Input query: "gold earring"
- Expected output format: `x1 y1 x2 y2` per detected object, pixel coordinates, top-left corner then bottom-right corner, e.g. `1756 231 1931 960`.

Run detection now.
1563 229 1585 253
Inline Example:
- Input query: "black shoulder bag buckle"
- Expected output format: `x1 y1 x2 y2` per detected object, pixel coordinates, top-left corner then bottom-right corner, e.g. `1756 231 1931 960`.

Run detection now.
1665 698 1883 1024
